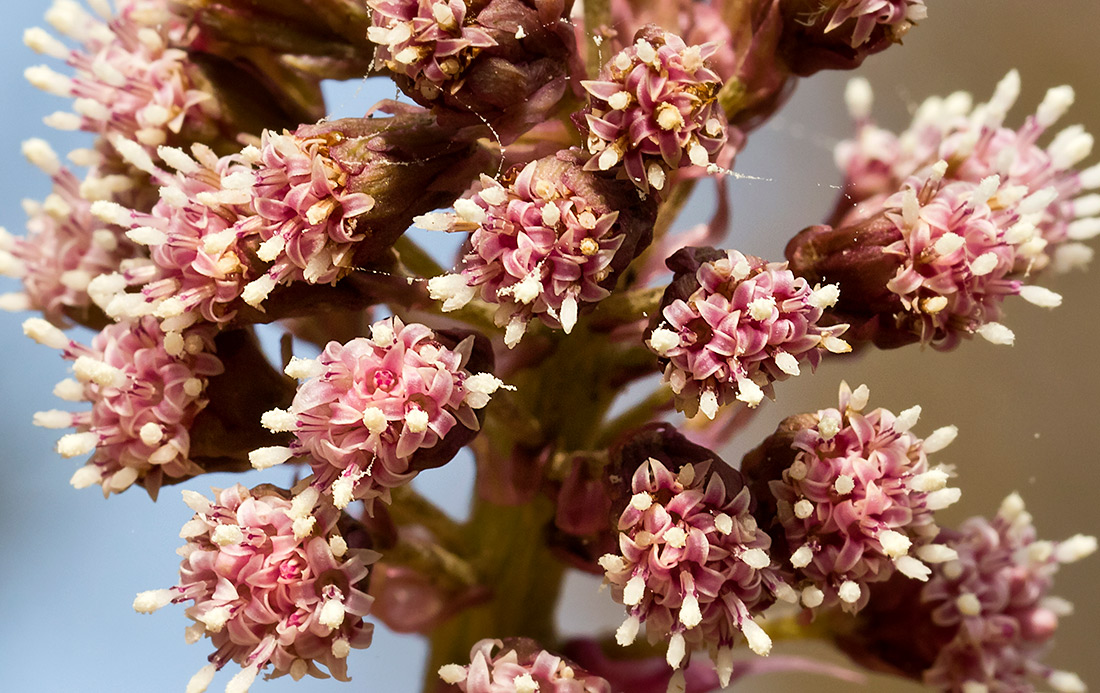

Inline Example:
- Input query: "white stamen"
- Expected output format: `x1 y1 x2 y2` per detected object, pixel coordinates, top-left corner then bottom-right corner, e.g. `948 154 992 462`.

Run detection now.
741 618 772 656
437 664 466 685
916 544 958 563
878 529 912 557
845 77 874 120
1018 285 1062 308
133 588 174 614
809 283 840 309
801 586 824 608
319 599 346 629
428 273 475 312
838 581 861 604
926 487 963 510
284 356 322 380
894 555 931 581
623 574 646 606
910 467 950 492
976 322 1015 345
23 317 69 349
956 592 982 616
666 632 686 669
793 499 814 519
185 664 216 693
679 593 702 628
834 474 855 495
1049 671 1087 693
741 548 770 570
248 446 294 470
615 614 640 646
791 545 813 568
211 524 244 546
1055 535 1097 563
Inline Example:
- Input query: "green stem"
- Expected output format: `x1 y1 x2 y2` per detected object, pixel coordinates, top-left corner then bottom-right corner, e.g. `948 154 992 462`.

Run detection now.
424 496 565 690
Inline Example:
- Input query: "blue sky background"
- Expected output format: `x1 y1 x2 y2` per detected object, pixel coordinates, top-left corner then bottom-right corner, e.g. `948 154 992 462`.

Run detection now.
2 2 1098 693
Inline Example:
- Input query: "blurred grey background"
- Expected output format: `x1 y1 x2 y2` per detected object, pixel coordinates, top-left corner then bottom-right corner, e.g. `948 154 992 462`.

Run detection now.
1 1 1097 691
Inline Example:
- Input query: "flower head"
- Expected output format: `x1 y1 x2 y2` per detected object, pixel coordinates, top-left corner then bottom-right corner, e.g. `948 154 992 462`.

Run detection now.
1 139 141 324
778 0 927 75
600 426 785 686
89 126 379 327
836 494 1095 693
255 317 502 510
25 316 223 497
427 154 655 347
438 638 611 693
24 0 215 150
835 72 1098 274
135 484 376 692
921 494 1095 693
755 382 961 610
366 0 497 101
578 26 728 193
649 247 849 419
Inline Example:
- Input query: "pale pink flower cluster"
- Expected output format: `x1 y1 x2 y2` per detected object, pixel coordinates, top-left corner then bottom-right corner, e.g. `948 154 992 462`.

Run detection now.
246 130 376 292
89 130 376 327
877 167 1066 348
769 382 961 610
134 485 376 693
0 139 140 324
922 494 1096 693
254 317 505 510
819 0 927 47
24 0 213 150
599 457 783 687
438 639 611 693
24 315 222 497
648 249 849 419
836 71 1099 274
366 0 496 100
427 164 624 347
578 28 728 193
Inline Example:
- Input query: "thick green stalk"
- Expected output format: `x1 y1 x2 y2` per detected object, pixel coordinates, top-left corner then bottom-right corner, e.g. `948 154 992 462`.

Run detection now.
423 496 565 691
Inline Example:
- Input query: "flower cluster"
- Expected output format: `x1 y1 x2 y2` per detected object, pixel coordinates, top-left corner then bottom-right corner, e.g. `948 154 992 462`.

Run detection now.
648 248 849 419
24 0 213 150
366 0 497 101
921 494 1096 693
254 317 505 510
578 27 728 193
134 485 376 692
762 382 961 610
89 127 376 327
836 71 1099 274
816 0 926 48
438 639 611 693
24 316 222 497
599 455 783 686
0 138 141 324
876 166 1066 347
427 155 654 346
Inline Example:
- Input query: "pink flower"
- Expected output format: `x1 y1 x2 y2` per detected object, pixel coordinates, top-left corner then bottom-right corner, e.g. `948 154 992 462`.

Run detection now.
835 72 1099 274
427 154 655 347
134 484 376 692
1 139 141 325
246 129 376 290
817 0 925 48
878 169 1066 348
600 452 785 686
438 638 611 693
765 382 962 610
24 316 223 497
577 26 729 193
648 247 849 419
24 0 215 151
366 0 497 100
921 494 1096 693
255 317 504 510
89 128 378 326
